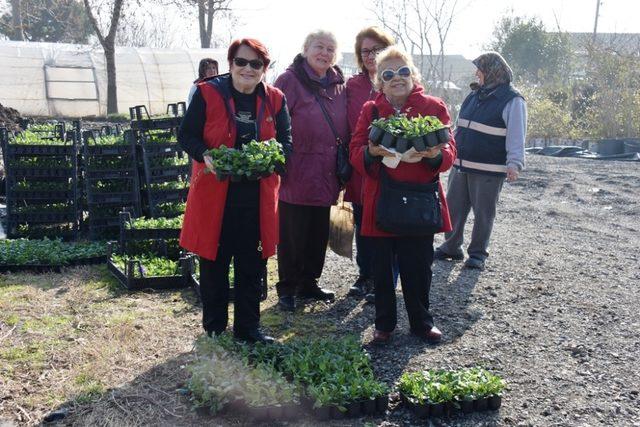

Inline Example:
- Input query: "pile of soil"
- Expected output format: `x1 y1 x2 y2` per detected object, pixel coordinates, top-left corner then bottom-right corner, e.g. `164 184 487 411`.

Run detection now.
0 103 22 132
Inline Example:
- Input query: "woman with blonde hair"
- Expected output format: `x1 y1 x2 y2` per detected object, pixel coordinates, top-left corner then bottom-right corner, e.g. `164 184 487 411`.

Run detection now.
349 46 457 345
274 30 349 312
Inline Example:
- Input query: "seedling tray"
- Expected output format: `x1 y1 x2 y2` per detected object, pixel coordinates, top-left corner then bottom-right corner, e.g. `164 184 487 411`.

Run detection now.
8 189 74 201
147 188 189 204
2 144 76 157
139 142 183 155
7 166 75 178
85 145 135 156
84 169 137 179
400 392 501 419
9 211 78 223
87 191 139 205
107 254 193 291
130 117 182 131
148 164 191 177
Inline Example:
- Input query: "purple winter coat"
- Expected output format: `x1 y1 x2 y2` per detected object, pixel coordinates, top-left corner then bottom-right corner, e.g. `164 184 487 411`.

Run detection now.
274 55 349 207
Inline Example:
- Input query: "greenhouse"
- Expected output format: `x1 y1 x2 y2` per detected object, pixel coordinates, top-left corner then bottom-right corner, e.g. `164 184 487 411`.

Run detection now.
0 40 227 117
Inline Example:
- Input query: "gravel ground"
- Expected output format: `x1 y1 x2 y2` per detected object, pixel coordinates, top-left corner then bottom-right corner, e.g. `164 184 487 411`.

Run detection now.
316 154 640 426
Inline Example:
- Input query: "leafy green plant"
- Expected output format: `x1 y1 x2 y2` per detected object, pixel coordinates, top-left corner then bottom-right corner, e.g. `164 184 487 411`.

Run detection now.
0 239 106 266
127 215 184 230
12 179 70 191
371 114 447 138
111 254 180 277
204 138 285 178
155 202 186 217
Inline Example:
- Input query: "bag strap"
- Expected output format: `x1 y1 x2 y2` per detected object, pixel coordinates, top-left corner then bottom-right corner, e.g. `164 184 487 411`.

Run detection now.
371 104 379 121
312 93 342 145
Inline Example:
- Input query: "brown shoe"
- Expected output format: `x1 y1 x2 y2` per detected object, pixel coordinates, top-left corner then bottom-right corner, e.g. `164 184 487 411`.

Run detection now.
372 329 392 345
411 326 442 344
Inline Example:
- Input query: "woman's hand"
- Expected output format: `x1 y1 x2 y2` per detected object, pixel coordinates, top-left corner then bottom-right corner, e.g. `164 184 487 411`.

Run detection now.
410 143 447 160
368 141 396 157
203 154 214 172
506 166 519 182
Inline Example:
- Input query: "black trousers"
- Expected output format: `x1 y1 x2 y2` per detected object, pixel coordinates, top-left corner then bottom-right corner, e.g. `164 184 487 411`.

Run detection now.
372 235 435 333
199 205 266 335
276 200 330 296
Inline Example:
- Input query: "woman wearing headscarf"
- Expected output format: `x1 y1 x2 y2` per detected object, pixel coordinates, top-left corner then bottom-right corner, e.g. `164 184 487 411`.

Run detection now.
435 52 527 270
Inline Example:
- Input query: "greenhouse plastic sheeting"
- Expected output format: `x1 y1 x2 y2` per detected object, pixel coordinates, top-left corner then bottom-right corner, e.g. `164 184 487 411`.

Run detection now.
0 41 227 117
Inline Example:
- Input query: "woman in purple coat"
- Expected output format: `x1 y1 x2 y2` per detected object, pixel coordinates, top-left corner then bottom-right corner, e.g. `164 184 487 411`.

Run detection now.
274 30 349 312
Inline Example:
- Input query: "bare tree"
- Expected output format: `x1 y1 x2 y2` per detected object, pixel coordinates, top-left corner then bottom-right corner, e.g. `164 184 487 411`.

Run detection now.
83 0 124 114
115 4 175 48
9 0 24 40
370 0 462 100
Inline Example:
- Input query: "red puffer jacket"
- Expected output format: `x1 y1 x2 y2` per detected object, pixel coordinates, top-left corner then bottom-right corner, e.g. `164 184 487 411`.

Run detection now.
180 77 283 261
349 84 457 237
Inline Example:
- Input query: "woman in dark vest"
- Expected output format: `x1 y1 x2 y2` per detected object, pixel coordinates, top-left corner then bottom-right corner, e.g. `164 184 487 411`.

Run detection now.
179 39 292 344
435 52 527 270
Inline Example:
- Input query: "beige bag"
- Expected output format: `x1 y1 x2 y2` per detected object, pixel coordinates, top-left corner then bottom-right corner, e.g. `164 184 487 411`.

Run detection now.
328 194 354 259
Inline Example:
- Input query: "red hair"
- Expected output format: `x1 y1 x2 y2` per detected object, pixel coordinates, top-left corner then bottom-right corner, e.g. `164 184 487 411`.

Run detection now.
227 38 271 70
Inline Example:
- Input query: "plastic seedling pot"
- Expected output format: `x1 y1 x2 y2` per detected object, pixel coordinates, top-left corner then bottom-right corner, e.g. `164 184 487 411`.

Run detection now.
436 127 451 144
346 401 361 417
330 405 346 419
460 398 474 413
411 136 427 151
414 402 430 418
474 397 489 411
312 405 331 420
362 398 377 415
395 137 410 153
429 402 445 417
488 395 502 410
380 131 396 149
369 125 385 144
376 394 389 413
426 132 439 147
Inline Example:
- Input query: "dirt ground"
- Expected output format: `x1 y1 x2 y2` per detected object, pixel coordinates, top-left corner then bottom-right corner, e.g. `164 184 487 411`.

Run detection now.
0 154 639 426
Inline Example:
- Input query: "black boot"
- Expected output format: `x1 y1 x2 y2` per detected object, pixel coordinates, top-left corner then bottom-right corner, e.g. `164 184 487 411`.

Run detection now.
234 329 275 344
297 285 335 301
278 295 296 312
348 276 370 297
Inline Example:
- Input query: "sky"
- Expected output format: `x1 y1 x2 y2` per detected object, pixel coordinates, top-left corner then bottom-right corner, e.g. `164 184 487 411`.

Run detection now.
214 0 640 71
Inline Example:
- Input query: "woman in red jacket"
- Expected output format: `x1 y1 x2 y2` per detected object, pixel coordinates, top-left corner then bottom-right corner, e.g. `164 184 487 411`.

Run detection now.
345 27 395 299
178 39 292 344
350 46 457 345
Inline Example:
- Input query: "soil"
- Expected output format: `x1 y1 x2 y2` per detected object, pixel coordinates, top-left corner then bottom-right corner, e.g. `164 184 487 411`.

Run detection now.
1 154 639 426
0 103 22 133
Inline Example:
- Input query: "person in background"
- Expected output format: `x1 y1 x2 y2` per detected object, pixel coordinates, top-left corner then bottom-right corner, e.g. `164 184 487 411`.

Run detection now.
345 26 395 302
187 58 219 106
178 39 292 344
274 29 349 312
350 46 456 345
435 52 526 270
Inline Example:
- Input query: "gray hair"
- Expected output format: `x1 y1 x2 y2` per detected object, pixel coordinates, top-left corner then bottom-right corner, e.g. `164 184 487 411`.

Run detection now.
374 46 422 91
301 29 341 65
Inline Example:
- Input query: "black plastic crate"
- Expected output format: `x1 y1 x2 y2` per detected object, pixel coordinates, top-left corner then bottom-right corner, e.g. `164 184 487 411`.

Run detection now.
7 166 76 178
2 143 76 157
146 187 189 205
87 191 140 205
118 211 181 250
8 211 78 223
7 189 75 202
129 104 184 131
5 221 77 240
106 241 193 291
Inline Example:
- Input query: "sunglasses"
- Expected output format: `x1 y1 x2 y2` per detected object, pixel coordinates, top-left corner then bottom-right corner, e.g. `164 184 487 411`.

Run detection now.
381 66 412 82
233 57 264 70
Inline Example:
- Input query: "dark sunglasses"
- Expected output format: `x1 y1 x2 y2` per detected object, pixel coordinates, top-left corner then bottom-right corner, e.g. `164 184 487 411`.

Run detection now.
361 47 384 57
381 66 412 82
233 57 264 70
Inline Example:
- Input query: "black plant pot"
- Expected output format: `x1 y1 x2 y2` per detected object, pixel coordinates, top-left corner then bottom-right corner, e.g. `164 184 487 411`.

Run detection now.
249 405 270 421
330 405 346 419
230 174 243 182
346 401 361 417
488 395 502 410
195 406 211 417
312 405 331 421
260 171 272 178
425 131 439 147
395 137 410 153
447 401 460 417
362 398 377 415
274 161 286 175
227 398 246 414
475 397 489 411
247 173 260 181
413 402 430 418
429 402 445 417
380 131 396 149
411 136 427 151
369 126 385 144
436 127 450 144
268 404 283 419
215 171 229 181
280 403 299 419
460 399 474 413
376 394 389 413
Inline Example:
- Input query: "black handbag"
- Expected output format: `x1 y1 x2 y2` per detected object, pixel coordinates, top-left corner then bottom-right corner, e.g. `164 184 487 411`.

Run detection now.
313 94 352 185
375 168 443 235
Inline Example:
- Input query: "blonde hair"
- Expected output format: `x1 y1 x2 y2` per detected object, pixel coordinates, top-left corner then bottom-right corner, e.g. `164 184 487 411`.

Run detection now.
302 29 341 65
354 27 395 72
374 46 422 91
